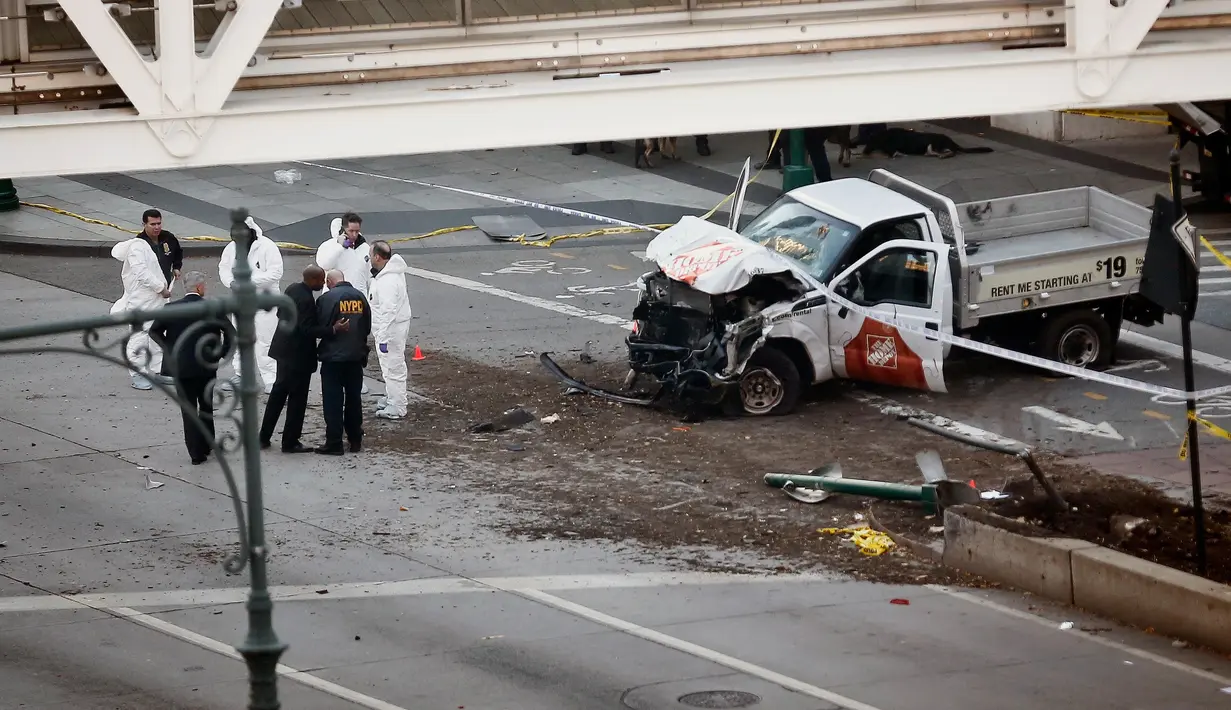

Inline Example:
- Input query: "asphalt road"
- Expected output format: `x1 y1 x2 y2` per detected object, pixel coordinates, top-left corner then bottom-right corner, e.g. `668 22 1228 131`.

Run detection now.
7 237 1230 459
3 267 1231 709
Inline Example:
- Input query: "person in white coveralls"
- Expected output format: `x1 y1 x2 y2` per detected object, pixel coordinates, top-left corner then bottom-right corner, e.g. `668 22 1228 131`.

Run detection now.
367 240 413 420
317 211 374 393
218 216 284 393
110 230 172 390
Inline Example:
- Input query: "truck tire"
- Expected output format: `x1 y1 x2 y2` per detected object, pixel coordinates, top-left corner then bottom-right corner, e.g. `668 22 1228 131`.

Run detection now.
727 347 802 417
1037 309 1113 370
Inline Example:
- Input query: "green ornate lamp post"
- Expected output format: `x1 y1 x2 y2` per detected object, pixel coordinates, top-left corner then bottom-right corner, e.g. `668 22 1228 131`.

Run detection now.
0 178 18 212
0 207 294 708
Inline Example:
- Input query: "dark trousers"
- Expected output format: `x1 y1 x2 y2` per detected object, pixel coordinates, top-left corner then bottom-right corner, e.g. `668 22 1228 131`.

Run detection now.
766 129 832 181
259 364 313 449
320 361 364 448
801 127 833 183
179 376 214 461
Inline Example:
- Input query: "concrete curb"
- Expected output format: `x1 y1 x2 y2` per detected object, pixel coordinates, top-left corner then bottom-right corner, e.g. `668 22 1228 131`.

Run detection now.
938 504 1231 653
0 233 228 257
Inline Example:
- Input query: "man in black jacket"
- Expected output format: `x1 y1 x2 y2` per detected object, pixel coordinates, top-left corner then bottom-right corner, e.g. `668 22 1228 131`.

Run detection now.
314 269 372 455
149 271 226 465
142 208 183 289
259 266 349 453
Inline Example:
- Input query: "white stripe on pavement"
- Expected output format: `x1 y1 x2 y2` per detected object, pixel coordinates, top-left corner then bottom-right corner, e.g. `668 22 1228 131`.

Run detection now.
406 265 633 330
930 587 1231 688
515 588 887 710
1200 277 1231 285
1120 330 1231 377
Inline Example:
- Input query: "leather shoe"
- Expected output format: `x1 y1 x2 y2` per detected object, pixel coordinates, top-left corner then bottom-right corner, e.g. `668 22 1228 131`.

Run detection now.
260 440 271 450
348 440 362 453
282 443 312 454
314 445 344 456
191 457 207 465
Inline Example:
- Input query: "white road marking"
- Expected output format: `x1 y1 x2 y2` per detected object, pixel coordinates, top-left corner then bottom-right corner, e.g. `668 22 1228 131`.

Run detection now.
850 392 1027 449
1200 276 1231 285
1021 406 1124 441
1202 289 1231 296
109 606 411 710
514 588 886 710
0 571 824 613
405 265 632 329
1120 330 1231 377
1105 358 1168 374
929 586 1231 687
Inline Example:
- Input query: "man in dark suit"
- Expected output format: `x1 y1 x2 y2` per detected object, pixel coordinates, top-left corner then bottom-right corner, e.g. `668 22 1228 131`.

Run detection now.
259 265 349 453
314 269 372 455
149 271 226 465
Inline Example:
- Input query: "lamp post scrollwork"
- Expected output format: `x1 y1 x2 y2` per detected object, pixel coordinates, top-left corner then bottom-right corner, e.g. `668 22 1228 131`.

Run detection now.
0 208 296 709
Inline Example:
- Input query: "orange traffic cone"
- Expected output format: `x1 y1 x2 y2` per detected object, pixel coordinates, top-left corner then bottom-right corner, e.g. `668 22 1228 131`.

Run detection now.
412 345 425 361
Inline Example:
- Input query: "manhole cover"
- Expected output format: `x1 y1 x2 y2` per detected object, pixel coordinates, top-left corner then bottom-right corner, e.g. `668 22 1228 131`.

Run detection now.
677 690 761 708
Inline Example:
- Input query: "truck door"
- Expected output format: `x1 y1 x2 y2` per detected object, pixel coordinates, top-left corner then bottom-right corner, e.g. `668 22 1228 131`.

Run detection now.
727 158 752 231
825 240 952 393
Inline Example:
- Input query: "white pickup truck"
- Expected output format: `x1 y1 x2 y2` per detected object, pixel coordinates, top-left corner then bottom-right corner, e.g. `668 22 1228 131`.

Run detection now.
608 168 1162 416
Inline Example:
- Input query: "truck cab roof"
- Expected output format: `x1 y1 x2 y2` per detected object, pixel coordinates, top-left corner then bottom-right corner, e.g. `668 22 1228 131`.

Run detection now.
786 178 928 229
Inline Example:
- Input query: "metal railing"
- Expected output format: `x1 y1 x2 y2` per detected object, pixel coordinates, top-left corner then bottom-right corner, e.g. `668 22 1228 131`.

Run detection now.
0 208 294 710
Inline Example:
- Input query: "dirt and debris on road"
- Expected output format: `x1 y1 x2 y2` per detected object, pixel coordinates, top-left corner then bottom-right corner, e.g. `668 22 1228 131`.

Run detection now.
367 351 1020 584
368 349 1231 587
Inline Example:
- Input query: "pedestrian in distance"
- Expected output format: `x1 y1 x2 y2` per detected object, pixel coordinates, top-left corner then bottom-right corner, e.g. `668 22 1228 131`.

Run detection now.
219 215 284 393
314 269 372 455
259 265 349 454
110 212 174 391
149 271 227 465
317 211 373 395
367 241 412 420
141 208 183 292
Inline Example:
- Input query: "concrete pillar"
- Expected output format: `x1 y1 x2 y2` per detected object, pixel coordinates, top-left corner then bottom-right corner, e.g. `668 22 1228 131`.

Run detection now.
0 0 26 62
991 108 1168 142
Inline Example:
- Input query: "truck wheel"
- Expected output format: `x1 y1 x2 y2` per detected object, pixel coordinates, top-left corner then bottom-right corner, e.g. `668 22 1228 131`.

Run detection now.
729 347 802 416
1038 309 1113 369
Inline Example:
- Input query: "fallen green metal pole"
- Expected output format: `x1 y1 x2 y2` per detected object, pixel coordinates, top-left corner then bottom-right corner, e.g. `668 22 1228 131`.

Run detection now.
764 472 939 513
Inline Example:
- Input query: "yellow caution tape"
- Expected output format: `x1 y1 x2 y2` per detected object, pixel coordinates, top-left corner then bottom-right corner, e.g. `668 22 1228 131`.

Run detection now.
1178 411 1231 461
697 129 783 223
816 525 897 556
1062 109 1171 126
21 132 784 254
1203 235 1231 270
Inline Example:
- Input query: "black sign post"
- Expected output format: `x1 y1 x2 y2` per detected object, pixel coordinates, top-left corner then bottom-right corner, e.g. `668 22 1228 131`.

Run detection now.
1139 149 1205 576
1172 149 1207 577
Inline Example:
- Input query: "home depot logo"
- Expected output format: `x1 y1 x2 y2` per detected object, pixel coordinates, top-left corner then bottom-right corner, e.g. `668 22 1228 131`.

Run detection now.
866 334 898 369
665 241 744 285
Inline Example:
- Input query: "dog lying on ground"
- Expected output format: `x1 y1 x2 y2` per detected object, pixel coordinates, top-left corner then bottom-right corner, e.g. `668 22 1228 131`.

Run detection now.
635 137 679 168
861 127 994 159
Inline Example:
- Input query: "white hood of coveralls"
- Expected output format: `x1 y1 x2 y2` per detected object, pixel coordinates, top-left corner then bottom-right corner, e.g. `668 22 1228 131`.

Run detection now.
643 216 816 295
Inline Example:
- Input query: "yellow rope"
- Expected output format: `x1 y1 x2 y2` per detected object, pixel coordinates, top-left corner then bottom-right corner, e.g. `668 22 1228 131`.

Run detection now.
19 133 785 252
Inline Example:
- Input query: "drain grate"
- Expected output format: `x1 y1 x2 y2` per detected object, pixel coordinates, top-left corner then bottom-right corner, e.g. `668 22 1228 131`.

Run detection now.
677 690 762 708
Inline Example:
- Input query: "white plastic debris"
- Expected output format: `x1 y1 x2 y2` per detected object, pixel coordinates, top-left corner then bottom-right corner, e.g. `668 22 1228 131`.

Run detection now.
540 414 561 424
980 490 1010 500
274 168 302 184
145 474 165 490
1059 621 1074 630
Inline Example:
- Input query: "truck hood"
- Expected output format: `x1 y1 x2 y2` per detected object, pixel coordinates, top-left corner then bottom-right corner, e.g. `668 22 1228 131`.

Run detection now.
643 216 816 295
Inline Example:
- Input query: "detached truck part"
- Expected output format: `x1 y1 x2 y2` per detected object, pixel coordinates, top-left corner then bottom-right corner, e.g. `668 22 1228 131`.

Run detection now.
620 168 1161 416
1160 101 1230 207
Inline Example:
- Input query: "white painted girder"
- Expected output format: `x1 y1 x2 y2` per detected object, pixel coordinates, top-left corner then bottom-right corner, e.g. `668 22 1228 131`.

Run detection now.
5 33 1231 179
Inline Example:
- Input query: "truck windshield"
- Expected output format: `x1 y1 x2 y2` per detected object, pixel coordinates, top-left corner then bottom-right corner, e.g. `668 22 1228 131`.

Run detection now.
739 196 861 282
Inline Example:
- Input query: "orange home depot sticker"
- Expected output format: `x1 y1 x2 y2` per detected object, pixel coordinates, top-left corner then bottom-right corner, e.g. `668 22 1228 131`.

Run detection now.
843 319 929 390
664 241 744 285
